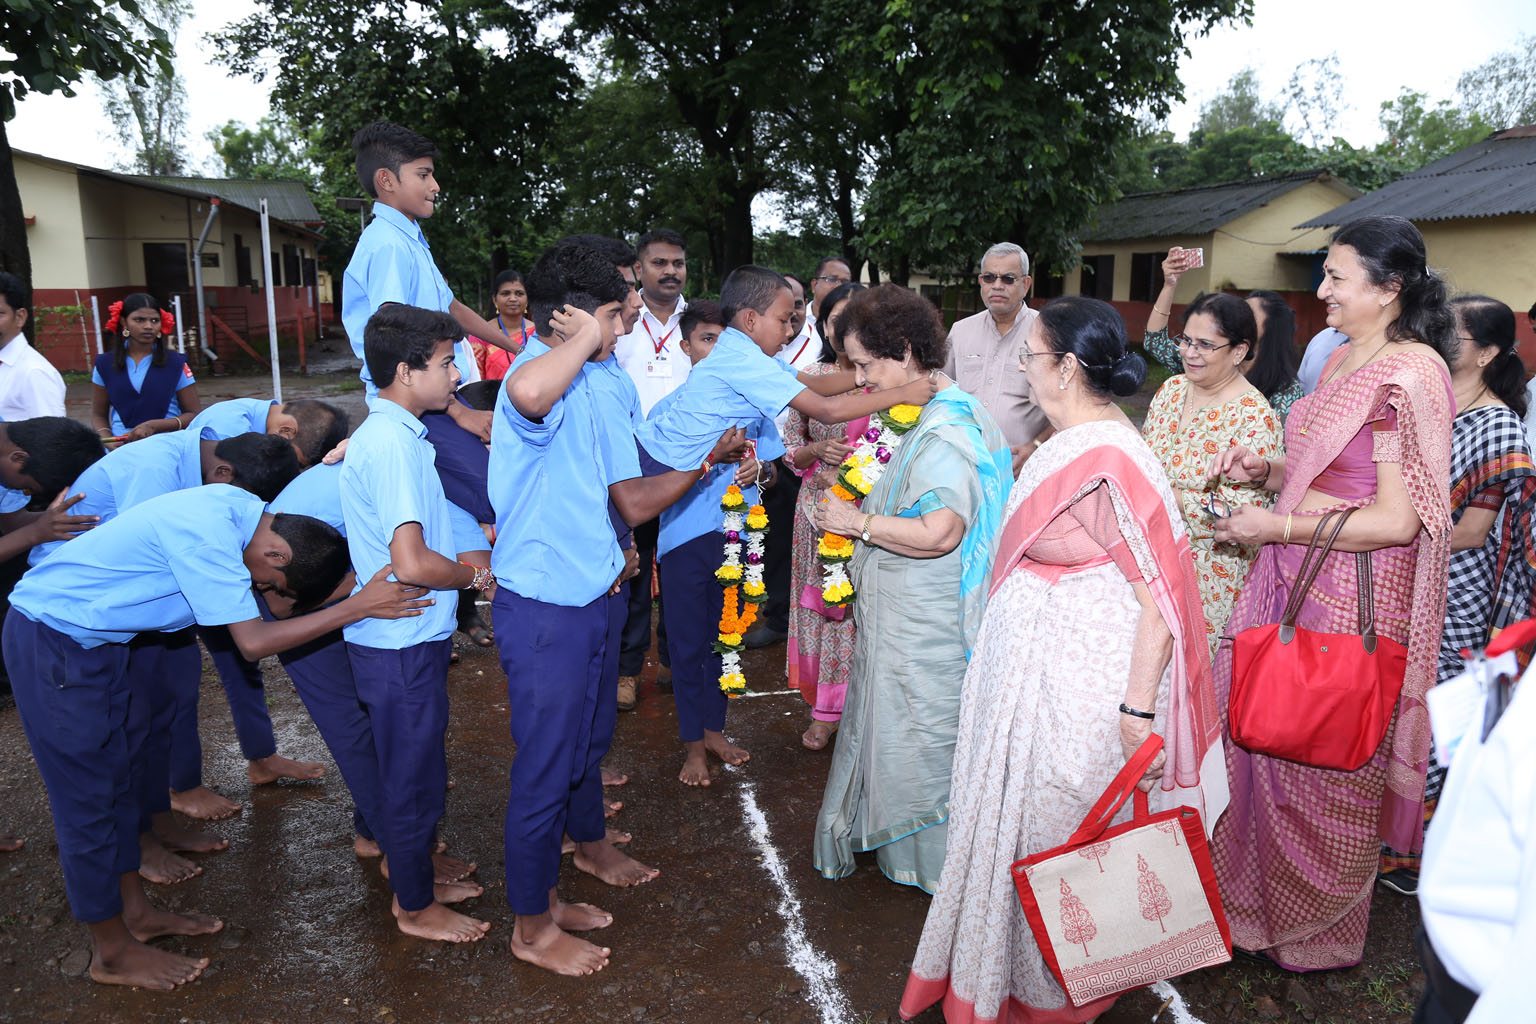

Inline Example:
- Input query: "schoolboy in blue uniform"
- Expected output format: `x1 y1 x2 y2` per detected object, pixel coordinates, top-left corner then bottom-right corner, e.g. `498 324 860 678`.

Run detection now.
635 265 935 784
2 485 427 991
491 241 747 976
341 303 493 944
187 396 349 468
31 428 302 883
266 462 478 889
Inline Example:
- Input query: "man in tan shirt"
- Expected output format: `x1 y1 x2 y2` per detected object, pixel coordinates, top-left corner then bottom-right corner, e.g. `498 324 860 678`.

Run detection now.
943 242 1048 474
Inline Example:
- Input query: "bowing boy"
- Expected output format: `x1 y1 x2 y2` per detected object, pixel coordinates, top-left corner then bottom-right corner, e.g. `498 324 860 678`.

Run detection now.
3 484 427 991
187 396 348 467
636 266 934 784
340 303 494 943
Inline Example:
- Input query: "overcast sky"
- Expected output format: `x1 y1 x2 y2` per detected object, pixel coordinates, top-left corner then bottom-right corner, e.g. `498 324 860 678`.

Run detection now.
9 0 1536 175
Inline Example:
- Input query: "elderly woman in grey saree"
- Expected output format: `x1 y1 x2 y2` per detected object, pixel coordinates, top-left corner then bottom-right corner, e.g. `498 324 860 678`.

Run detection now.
810 285 1012 892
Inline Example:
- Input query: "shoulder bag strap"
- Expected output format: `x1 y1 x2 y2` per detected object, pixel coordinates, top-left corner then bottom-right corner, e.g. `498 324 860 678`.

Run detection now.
1279 509 1353 629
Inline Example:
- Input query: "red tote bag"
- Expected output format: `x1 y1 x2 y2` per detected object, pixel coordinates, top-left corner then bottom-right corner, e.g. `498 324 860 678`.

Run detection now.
1228 508 1408 772
1011 736 1231 1008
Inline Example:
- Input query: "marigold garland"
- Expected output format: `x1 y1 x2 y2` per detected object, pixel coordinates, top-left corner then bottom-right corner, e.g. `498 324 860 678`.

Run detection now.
716 485 768 696
817 404 922 607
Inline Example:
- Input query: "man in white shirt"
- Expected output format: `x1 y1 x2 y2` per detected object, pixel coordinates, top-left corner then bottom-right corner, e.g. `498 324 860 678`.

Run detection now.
805 256 853 340
0 273 66 420
779 274 821 374
614 228 689 417
943 242 1045 475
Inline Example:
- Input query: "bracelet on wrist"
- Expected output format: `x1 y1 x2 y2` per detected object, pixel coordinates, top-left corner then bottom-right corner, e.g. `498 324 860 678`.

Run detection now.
1257 459 1271 487
1152 306 1170 317
1119 703 1155 720
459 561 494 592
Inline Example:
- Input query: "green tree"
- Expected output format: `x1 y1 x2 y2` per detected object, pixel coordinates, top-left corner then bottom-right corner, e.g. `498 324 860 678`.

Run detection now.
1193 67 1284 142
0 0 173 279
830 0 1250 280
1377 89 1493 168
206 117 315 180
1457 35 1536 130
211 0 576 298
1280 54 1343 149
99 0 189 174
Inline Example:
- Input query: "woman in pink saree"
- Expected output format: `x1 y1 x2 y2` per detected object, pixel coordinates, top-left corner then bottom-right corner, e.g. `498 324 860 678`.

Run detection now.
902 297 1226 1024
1206 215 1454 971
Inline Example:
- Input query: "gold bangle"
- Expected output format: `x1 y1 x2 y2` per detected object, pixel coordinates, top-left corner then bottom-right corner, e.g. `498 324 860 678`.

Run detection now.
1283 513 1293 546
1153 306 1170 317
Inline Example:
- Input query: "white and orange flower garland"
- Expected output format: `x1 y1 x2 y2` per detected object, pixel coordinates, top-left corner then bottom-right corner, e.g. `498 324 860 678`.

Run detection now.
817 404 922 607
715 485 769 696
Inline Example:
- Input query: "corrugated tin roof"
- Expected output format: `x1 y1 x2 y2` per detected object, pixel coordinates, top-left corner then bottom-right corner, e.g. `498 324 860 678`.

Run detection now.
1082 170 1351 242
1297 127 1536 227
131 175 322 224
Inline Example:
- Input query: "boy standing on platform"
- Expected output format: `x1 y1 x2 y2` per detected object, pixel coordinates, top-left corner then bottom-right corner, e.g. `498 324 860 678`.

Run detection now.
341 304 494 943
491 241 747 975
637 266 936 785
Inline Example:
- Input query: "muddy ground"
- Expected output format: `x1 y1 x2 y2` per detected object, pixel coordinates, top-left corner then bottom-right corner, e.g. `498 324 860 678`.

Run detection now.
0 635 1422 1024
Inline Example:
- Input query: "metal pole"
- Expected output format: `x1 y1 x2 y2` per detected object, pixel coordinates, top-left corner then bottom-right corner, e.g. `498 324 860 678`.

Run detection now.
90 295 102 354
74 289 91 367
172 295 185 353
259 199 282 402
192 199 221 364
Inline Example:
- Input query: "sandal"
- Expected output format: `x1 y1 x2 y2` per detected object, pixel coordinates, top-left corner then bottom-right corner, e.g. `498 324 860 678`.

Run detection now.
801 720 839 751
464 614 495 648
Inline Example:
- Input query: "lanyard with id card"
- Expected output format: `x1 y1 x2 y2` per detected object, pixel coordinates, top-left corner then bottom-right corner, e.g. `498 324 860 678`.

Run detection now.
644 319 676 379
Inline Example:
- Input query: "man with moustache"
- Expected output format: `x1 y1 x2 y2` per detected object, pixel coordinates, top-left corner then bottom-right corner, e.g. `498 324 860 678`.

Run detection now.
612 228 690 710
942 242 1048 476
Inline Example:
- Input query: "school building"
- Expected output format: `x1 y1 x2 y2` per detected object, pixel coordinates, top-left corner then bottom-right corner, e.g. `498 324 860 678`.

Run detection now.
14 149 329 373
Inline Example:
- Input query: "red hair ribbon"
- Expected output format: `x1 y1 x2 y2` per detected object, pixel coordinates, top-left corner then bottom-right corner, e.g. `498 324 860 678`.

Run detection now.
104 300 124 333
160 308 176 335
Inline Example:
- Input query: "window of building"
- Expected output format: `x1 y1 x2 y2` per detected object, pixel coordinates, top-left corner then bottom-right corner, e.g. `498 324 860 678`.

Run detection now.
1079 254 1114 300
1129 252 1166 303
1034 273 1065 300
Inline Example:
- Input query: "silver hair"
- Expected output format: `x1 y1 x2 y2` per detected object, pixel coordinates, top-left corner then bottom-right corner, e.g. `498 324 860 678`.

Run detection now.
980 242 1029 276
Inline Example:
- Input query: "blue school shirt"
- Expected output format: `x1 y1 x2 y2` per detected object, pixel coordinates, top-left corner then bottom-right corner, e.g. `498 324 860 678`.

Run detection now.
341 203 477 394
635 327 802 472
10 485 263 648
269 462 346 536
339 397 457 648
28 428 212 566
649 389 783 559
489 336 639 607
91 353 196 435
187 397 274 440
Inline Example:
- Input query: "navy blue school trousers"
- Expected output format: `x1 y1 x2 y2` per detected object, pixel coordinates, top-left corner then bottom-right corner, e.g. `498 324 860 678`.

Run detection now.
278 620 377 842
345 638 451 913
3 611 136 922
495 588 618 916
167 624 277 790
659 530 730 742
127 628 201 828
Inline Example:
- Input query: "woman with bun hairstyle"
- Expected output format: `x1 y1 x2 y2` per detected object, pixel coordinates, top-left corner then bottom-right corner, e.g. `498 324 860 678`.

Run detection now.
903 296 1225 1023
91 293 200 444
1204 214 1454 968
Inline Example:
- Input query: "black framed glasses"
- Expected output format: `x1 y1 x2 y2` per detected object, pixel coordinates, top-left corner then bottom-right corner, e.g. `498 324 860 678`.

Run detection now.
813 275 851 285
980 273 1023 285
1173 334 1231 355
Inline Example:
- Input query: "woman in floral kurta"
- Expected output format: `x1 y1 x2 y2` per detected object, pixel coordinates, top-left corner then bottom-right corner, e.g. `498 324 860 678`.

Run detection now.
1142 295 1282 655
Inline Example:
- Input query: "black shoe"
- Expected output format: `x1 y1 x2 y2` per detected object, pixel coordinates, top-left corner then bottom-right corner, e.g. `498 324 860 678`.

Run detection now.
743 625 788 649
1376 868 1418 896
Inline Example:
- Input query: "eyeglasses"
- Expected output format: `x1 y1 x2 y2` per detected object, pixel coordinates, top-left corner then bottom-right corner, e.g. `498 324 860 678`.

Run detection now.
1173 334 1232 355
813 275 851 285
1018 347 1060 364
980 273 1023 285
1201 494 1233 519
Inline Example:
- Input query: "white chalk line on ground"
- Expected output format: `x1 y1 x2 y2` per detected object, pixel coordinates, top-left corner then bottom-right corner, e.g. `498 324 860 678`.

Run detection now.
733 688 800 699
1152 980 1210 1024
731 769 856 1024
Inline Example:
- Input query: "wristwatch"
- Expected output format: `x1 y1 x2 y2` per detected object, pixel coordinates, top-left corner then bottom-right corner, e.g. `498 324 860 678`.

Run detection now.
860 513 874 543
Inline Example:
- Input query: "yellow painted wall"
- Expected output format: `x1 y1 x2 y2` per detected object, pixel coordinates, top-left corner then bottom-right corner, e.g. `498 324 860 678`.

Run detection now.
1419 216 1536 313
15 155 87 290
1067 235 1215 301
1210 179 1355 291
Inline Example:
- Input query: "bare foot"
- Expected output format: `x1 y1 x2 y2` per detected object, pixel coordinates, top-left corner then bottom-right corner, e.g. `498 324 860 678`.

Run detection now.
169 786 241 821
380 852 479 885
138 835 202 885
0 837 22 852
124 905 223 942
601 767 628 786
247 753 326 785
679 745 711 787
152 818 229 855
605 799 622 817
561 828 631 855
511 919 610 976
704 731 750 767
90 942 209 990
573 840 658 887
353 835 381 858
802 719 838 750
391 898 490 942
551 900 612 931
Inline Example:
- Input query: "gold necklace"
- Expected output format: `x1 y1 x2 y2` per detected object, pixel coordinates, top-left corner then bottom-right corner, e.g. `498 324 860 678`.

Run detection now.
1298 338 1391 437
